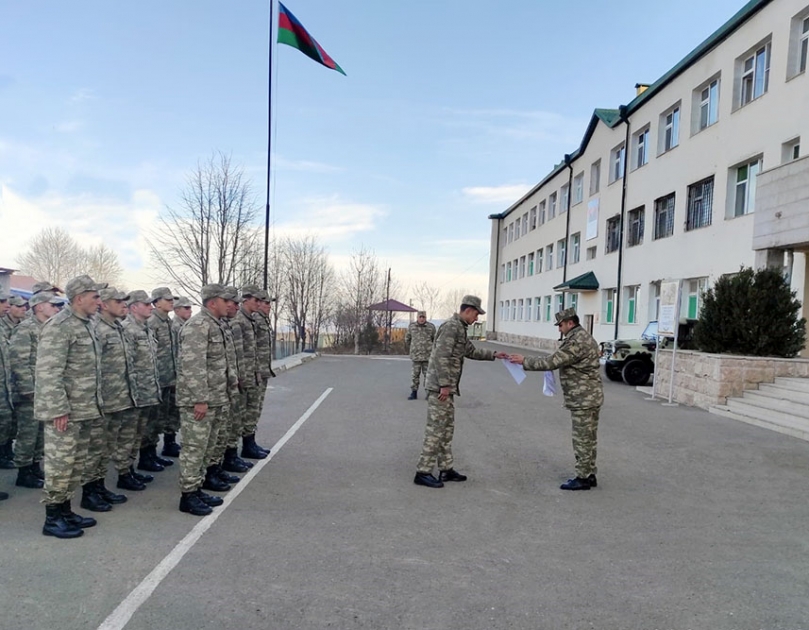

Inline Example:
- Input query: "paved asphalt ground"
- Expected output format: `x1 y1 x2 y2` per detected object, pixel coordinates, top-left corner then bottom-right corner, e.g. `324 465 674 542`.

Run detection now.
1 342 808 630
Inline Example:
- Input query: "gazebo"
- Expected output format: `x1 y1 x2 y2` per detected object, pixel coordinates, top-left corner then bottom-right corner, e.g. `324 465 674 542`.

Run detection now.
367 298 418 352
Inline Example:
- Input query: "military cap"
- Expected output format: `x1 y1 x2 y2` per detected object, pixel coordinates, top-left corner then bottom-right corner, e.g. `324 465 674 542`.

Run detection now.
100 287 130 302
201 284 229 302
240 284 261 298
65 275 107 300
126 290 152 306
8 296 27 307
554 307 578 325
31 281 62 295
151 287 176 302
460 294 486 315
0 291 7 302
223 286 241 303
29 291 63 308
417 310 427 317
174 296 193 308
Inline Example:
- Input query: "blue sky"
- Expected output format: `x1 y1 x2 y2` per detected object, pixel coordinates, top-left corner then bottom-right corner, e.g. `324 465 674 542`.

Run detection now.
0 0 750 301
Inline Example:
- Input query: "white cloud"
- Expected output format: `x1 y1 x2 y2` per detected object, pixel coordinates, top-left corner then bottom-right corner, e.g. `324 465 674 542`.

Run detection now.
273 155 345 174
69 88 95 104
272 195 386 241
462 184 532 205
54 120 84 133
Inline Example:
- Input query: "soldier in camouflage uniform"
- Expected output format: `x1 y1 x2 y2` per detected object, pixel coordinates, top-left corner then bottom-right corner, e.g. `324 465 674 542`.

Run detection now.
8 292 62 489
147 287 181 460
405 310 436 400
221 288 252 474
36 275 106 538
176 284 238 516
414 295 509 488
0 296 27 468
252 289 274 425
122 291 164 479
509 307 605 491
0 292 11 502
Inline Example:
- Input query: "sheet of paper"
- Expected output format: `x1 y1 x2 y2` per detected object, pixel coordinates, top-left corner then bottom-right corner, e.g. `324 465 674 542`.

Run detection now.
543 370 557 397
502 358 526 385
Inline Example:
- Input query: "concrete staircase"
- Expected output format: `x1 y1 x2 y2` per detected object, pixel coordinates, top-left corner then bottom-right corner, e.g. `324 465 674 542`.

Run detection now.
709 377 809 442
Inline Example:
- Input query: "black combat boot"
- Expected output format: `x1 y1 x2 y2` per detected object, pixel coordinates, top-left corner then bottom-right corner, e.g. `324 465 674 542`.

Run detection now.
0 440 15 469
241 434 268 460
16 464 44 488
195 489 223 507
94 479 127 504
161 432 181 458
137 447 164 472
130 465 154 483
587 474 598 487
152 444 174 467
216 465 240 484
0 491 8 501
60 500 97 528
117 471 146 491
202 466 231 492
222 447 250 473
43 504 83 538
81 482 113 512
439 469 468 482
408 390 417 400
560 477 591 491
413 472 444 488
179 492 212 516
32 461 45 480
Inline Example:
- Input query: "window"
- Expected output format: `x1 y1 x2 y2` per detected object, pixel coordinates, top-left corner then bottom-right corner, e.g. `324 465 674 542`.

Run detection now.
500 301 505 321
590 160 601 195
627 206 645 247
694 77 719 132
684 278 707 319
546 243 554 270
649 282 661 320
633 127 650 169
529 206 537 230
557 239 566 268
506 261 512 282
660 105 680 153
625 286 639 324
539 200 546 225
789 13 809 78
738 43 770 107
513 259 518 278
801 15 809 74
508 223 514 243
573 173 584 205
525 298 532 320
560 185 569 214
568 292 578 312
534 297 542 321
521 213 529 236
686 177 715 231
732 158 762 217
519 256 526 279
514 217 521 240
544 296 552 322
556 294 565 314
605 215 621 253
603 289 616 324
570 232 581 264
782 137 801 163
518 299 524 321
511 300 517 321
586 246 597 261
528 252 534 276
654 193 675 239
549 192 557 219
610 144 626 182
536 248 543 274
501 227 507 247
500 264 505 283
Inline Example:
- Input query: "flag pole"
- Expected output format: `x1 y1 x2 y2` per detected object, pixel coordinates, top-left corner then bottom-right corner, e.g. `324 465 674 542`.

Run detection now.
263 0 274 291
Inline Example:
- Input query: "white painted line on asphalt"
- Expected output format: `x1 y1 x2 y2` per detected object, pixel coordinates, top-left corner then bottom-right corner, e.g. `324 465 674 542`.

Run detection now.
96 387 334 630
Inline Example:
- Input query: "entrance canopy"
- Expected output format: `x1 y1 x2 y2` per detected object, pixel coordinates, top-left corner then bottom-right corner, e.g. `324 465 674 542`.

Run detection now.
554 271 599 292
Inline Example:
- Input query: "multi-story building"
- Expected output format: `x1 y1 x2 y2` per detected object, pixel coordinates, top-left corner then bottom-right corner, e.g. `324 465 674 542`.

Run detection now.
487 0 809 350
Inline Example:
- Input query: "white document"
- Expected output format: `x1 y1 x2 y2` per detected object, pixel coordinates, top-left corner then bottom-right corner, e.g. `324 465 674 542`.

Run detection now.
502 359 526 385
543 371 557 397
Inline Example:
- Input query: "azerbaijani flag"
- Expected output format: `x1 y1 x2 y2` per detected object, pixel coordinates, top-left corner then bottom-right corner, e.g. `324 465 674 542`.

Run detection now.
277 2 346 76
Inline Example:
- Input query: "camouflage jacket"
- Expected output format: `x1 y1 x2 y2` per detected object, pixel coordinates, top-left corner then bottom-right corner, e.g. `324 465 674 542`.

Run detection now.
221 319 241 396
34 305 103 422
147 310 177 388
232 307 258 388
176 309 237 407
8 316 44 401
95 314 136 414
0 338 11 414
522 325 604 410
425 313 496 395
122 314 161 408
0 314 18 343
405 321 436 362
253 311 273 378
226 317 246 385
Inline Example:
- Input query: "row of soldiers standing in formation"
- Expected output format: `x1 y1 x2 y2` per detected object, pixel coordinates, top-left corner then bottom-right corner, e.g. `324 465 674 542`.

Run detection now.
0 277 277 538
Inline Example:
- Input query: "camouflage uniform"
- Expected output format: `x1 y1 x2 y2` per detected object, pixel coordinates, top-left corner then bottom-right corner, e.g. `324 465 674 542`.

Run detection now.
176 305 237 493
233 304 260 436
522 313 604 479
210 316 240 467
35 304 104 505
0 312 19 343
8 316 45 469
405 318 436 393
253 308 273 421
0 332 13 461
416 313 496 474
146 308 178 446
226 308 246 449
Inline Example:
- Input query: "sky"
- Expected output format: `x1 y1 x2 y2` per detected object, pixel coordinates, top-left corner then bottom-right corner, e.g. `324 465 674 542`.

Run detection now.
0 0 751 307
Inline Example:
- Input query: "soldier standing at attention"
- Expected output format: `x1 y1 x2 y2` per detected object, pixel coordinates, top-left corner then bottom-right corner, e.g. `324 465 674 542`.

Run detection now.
0 292 11 502
252 289 274 421
148 287 181 459
35 275 106 538
1 295 27 341
414 296 509 489
172 296 193 331
405 310 436 400
221 288 251 474
176 284 237 516
509 308 604 491
8 292 62 489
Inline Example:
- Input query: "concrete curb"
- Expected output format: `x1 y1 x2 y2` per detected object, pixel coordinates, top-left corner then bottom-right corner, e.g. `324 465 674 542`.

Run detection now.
272 352 320 375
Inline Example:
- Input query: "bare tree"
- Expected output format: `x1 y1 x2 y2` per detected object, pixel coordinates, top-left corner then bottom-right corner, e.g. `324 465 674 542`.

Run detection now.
439 287 478 318
82 243 123 286
411 281 441 317
147 152 259 295
340 246 383 354
282 235 332 353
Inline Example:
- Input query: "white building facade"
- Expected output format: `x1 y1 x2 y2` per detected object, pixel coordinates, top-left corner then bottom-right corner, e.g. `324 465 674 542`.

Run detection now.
487 0 809 350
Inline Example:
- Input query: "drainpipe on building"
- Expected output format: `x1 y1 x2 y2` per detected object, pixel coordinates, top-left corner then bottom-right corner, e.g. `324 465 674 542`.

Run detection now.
492 216 501 336
563 154 573 284
614 105 631 340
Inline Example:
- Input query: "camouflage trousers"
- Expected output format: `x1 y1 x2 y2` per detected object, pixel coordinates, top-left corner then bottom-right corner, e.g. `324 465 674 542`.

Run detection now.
143 387 178 447
81 414 110 486
241 379 267 436
410 361 428 392
129 407 153 465
43 416 103 505
99 407 140 477
12 400 44 467
0 408 12 445
227 392 246 448
571 407 600 478
209 403 232 467
416 391 456 473
178 405 224 493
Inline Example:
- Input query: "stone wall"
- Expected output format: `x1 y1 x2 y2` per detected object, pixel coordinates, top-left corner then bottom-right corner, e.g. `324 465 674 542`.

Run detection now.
486 331 560 353
653 349 809 409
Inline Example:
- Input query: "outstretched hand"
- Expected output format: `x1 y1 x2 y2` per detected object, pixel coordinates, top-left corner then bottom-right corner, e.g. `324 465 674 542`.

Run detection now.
494 351 510 360
508 354 525 365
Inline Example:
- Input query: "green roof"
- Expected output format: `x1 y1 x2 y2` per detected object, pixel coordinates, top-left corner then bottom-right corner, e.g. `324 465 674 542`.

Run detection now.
554 271 599 292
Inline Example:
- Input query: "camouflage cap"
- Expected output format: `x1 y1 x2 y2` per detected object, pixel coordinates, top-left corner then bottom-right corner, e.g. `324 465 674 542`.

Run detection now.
0 291 8 302
223 286 241 303
65 275 107 300
8 296 28 307
200 284 229 302
240 284 261 298
417 310 427 317
151 287 176 302
126 290 152 306
32 281 62 295
460 294 486 315
100 287 130 302
554 307 578 325
29 291 63 308
174 296 193 308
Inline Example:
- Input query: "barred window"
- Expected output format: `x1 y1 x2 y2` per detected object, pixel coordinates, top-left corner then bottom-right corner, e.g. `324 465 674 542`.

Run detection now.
654 194 675 239
686 177 714 231
605 215 621 253
627 206 644 247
